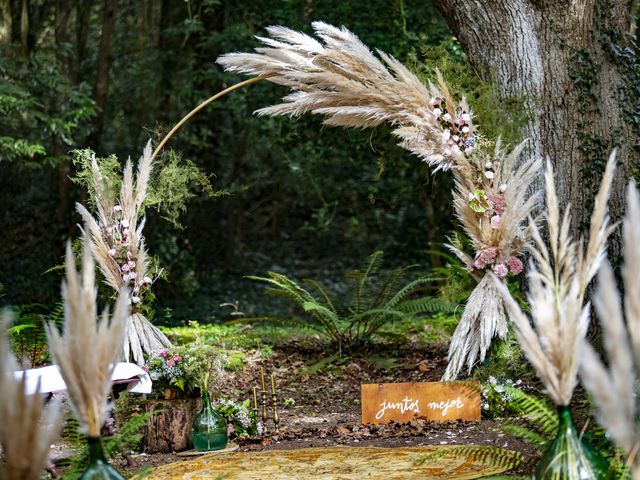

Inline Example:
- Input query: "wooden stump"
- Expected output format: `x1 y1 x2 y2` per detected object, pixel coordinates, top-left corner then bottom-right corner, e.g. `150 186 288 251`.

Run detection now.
142 397 201 453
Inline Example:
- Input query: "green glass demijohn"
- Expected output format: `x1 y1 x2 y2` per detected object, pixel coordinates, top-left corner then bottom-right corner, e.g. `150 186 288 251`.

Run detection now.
533 406 610 480
79 436 124 480
191 391 228 451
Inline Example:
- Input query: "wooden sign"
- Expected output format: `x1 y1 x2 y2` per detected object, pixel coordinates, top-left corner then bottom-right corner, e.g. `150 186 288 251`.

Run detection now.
361 381 480 424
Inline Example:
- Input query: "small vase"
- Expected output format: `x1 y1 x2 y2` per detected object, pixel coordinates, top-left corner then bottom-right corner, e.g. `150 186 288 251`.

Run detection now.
533 406 610 479
191 391 228 451
79 436 124 479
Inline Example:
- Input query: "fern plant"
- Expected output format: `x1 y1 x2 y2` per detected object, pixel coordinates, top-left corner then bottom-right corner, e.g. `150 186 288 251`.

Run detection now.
248 251 435 352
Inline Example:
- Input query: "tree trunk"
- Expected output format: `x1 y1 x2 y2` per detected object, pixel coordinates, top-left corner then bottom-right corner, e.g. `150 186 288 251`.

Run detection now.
89 0 117 151
433 0 639 256
0 0 11 45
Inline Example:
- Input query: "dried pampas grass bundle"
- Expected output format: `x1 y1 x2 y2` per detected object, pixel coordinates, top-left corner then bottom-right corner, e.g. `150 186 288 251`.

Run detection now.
218 22 542 378
580 181 640 474
0 311 62 480
76 140 170 365
45 238 128 437
494 152 616 406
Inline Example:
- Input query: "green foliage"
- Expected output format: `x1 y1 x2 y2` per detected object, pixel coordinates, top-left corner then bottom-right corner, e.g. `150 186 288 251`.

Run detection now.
7 301 64 366
248 251 435 352
0 47 96 167
415 445 523 472
500 386 558 449
61 412 154 479
71 148 216 229
211 397 259 438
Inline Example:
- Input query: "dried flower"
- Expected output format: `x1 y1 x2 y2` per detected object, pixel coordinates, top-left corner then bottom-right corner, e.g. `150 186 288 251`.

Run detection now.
493 264 508 278
506 257 523 275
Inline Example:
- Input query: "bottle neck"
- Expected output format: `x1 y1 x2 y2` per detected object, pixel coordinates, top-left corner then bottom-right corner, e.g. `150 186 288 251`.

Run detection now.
202 391 213 410
556 405 577 434
86 436 108 463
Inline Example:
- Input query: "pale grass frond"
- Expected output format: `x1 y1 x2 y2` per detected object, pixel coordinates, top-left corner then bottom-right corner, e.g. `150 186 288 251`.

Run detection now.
218 22 477 171
624 182 640 364
495 157 615 405
45 239 128 436
578 150 617 293
442 275 508 380
0 311 63 480
134 141 153 212
579 181 640 475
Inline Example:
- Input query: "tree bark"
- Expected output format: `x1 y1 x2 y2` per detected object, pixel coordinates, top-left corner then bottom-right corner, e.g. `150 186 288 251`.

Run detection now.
0 0 11 45
433 0 639 256
89 0 117 151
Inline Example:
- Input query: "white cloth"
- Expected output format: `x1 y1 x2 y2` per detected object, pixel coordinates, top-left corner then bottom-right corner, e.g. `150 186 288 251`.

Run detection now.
14 362 152 395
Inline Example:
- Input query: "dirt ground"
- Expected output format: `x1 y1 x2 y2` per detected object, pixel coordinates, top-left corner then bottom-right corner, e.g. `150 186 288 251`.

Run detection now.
103 339 540 478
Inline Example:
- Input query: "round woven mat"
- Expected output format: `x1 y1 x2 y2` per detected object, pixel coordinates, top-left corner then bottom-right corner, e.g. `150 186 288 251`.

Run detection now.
141 445 521 479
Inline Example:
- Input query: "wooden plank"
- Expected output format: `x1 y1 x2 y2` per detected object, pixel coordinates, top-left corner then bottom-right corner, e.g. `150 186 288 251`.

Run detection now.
361 381 480 424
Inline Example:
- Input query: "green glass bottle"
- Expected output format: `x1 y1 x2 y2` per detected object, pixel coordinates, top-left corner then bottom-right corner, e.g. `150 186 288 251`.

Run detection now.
79 436 124 480
533 406 610 479
191 391 228 451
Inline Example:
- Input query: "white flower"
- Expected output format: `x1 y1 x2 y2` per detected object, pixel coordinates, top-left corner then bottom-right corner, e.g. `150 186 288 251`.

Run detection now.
484 171 495 179
429 97 439 106
452 135 459 142
143 276 153 284
131 296 141 304
122 263 131 272
485 162 493 169
451 144 461 154
499 184 507 193
490 215 502 229
432 108 442 118
461 113 471 122
108 248 117 257
121 219 129 228
464 146 474 154
128 260 136 268
462 126 470 133
443 113 452 122
113 205 122 212
442 129 451 142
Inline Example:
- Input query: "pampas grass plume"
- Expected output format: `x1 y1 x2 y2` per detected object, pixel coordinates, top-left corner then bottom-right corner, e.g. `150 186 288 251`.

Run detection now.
0 311 62 480
45 237 128 437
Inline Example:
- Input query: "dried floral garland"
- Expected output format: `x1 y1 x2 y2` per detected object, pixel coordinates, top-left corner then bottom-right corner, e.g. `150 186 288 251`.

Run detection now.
217 22 542 379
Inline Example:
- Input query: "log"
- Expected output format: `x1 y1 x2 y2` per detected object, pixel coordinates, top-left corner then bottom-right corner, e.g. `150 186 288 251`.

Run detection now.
142 397 201 453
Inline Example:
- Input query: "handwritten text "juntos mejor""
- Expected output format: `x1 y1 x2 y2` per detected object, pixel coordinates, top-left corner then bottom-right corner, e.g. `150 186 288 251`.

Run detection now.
375 396 465 419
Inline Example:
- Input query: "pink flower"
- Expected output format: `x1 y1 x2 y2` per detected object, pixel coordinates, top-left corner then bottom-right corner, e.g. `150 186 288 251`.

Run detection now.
506 257 524 275
166 359 175 367
429 97 439 106
480 247 498 262
472 257 486 269
493 263 508 278
108 248 117 257
159 349 170 358
121 263 130 272
490 215 502 229
173 354 182 361
487 193 507 215
143 365 149 372
128 260 136 268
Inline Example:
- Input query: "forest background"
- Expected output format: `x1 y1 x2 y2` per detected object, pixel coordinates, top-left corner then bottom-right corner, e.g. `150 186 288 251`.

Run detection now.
0 0 526 324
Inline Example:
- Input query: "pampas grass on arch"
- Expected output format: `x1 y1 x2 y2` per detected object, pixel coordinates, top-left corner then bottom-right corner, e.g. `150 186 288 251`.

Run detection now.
76 141 171 365
217 21 542 379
